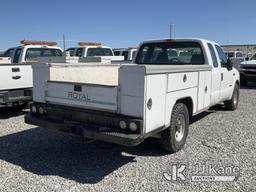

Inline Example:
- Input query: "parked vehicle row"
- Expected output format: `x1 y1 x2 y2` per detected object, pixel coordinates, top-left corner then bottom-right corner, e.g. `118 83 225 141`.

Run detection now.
25 38 240 152
66 42 124 61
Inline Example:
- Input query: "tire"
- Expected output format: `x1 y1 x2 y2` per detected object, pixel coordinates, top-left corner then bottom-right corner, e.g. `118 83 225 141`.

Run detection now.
240 78 248 87
224 83 239 110
160 103 189 152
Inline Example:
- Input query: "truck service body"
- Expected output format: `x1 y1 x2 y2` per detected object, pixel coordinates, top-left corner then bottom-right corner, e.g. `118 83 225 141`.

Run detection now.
25 38 240 152
0 41 63 106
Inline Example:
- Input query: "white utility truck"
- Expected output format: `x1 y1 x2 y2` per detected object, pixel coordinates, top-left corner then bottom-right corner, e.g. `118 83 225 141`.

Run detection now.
66 42 124 61
25 38 240 152
114 47 137 61
0 40 63 107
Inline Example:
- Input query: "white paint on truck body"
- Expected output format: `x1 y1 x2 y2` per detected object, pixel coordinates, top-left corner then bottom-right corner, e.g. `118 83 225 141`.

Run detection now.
31 38 240 136
0 64 32 90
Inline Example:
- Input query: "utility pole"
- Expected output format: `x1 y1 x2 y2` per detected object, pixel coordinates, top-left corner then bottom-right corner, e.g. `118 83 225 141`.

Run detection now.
63 33 66 50
170 23 174 39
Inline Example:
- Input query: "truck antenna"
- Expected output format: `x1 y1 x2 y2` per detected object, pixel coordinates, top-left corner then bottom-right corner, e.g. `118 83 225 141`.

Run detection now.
170 23 174 39
63 34 66 50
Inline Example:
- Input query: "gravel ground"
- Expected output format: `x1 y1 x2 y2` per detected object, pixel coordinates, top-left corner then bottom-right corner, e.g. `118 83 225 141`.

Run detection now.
0 83 255 192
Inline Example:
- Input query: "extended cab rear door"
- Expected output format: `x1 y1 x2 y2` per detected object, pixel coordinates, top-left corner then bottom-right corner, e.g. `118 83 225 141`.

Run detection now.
215 45 234 101
207 43 221 105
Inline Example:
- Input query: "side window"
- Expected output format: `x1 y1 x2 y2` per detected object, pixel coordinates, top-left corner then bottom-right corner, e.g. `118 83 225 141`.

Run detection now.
122 51 128 60
13 48 22 63
207 43 218 68
215 45 228 68
4 48 14 57
66 48 75 56
76 48 83 57
114 51 120 56
236 52 243 58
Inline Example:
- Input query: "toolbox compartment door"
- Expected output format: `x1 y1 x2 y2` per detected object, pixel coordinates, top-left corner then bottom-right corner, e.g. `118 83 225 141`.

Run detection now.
45 81 118 112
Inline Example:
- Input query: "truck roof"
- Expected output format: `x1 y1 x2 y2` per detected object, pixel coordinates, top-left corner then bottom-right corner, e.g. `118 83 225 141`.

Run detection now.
6 44 63 51
74 45 113 49
142 38 218 45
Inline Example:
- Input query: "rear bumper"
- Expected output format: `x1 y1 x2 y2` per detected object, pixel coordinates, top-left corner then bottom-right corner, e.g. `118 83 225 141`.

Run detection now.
0 88 32 104
25 114 144 146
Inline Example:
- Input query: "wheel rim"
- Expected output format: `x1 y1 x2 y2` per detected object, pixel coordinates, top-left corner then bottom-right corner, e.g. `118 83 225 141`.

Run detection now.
175 114 186 142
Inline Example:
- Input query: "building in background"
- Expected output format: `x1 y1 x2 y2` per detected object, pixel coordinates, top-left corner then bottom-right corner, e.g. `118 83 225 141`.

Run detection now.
222 44 256 58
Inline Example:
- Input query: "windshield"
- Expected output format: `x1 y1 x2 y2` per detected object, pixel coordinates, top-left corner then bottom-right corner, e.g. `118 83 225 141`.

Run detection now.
25 48 62 60
86 48 113 56
135 42 205 65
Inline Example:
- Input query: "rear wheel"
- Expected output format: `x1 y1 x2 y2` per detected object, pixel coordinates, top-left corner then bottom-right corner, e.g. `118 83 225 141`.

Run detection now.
224 83 239 110
160 103 189 152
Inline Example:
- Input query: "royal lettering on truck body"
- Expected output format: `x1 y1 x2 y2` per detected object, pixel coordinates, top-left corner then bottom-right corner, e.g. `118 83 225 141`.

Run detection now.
25 38 240 152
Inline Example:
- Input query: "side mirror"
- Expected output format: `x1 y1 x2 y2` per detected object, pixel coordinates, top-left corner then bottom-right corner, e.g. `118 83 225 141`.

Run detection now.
245 57 249 61
226 58 233 71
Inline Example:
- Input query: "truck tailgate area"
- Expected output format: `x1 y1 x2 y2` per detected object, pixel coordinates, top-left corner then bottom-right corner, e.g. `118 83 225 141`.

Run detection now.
0 64 32 90
46 81 118 111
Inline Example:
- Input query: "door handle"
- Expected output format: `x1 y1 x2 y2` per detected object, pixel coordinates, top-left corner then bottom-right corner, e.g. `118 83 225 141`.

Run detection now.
12 67 20 72
183 74 187 83
12 75 21 80
221 73 224 81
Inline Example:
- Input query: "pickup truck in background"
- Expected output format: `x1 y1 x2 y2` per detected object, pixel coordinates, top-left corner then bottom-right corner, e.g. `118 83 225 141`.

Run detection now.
224 50 245 70
25 38 240 152
0 40 63 107
66 42 124 61
239 53 256 86
113 47 137 61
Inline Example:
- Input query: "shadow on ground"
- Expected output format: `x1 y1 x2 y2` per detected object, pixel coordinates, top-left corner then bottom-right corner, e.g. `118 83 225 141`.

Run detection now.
0 94 235 184
0 107 27 119
0 127 169 184
240 81 256 89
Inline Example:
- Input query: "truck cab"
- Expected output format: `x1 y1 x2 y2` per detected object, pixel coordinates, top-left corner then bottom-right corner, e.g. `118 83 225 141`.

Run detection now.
114 47 137 61
5 41 63 64
66 42 124 61
25 38 239 152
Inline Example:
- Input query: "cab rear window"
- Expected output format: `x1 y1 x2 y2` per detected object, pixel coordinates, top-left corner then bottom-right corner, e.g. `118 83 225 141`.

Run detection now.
25 48 62 60
86 48 113 56
136 42 205 65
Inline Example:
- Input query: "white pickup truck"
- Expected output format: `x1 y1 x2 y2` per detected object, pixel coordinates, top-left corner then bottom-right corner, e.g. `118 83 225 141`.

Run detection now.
25 38 240 152
114 47 137 61
0 41 63 107
66 42 124 61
